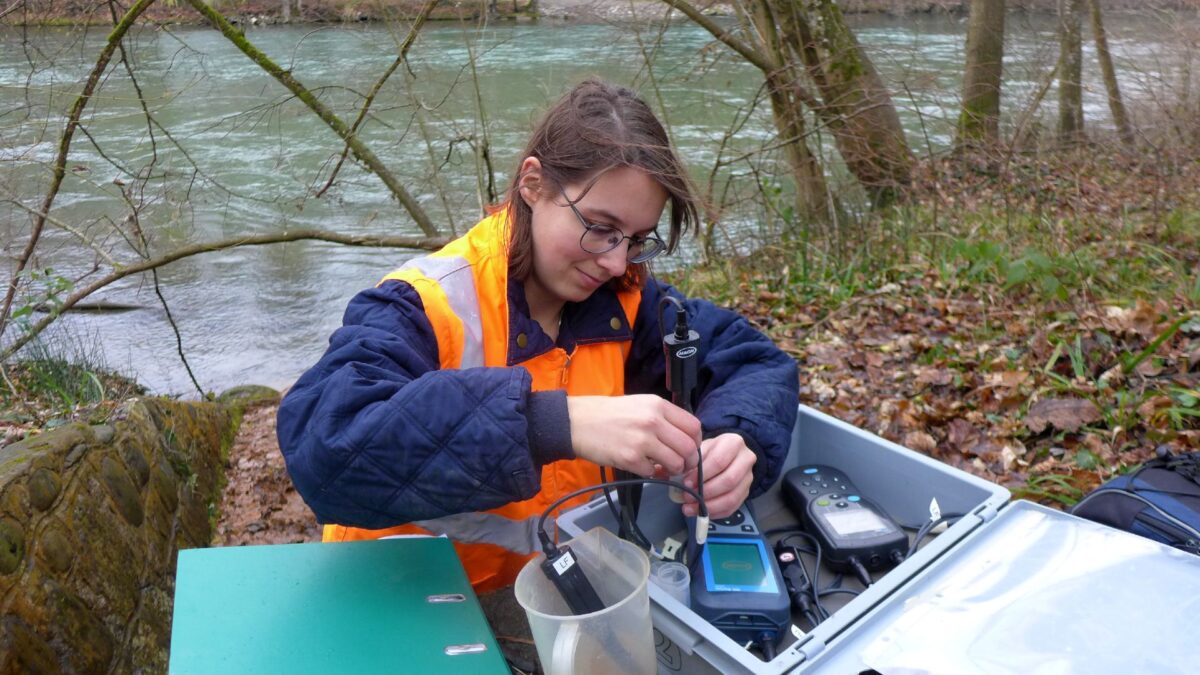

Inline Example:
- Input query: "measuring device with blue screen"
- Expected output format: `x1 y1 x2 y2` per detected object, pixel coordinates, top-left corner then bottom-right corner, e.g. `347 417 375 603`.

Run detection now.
689 504 790 649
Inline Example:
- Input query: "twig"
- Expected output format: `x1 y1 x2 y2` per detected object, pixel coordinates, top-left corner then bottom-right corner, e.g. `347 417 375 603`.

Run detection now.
182 0 440 238
799 286 900 337
659 0 772 72
152 269 204 398
463 33 496 212
0 0 157 343
0 360 17 398
106 1 206 399
1 230 448 362
314 0 439 198
2 196 121 267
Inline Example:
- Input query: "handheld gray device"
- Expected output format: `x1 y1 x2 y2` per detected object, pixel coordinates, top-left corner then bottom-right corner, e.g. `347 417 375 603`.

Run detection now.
783 465 908 578
689 504 790 647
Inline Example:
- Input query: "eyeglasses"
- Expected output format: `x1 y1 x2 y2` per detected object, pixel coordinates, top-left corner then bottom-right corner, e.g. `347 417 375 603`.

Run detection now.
564 200 666 264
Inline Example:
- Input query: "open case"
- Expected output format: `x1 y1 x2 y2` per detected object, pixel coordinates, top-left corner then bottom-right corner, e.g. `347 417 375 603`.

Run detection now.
558 405 1200 674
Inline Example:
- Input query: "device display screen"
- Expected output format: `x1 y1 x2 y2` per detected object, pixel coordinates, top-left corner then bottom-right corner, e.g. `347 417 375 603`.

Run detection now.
823 508 893 536
705 542 773 592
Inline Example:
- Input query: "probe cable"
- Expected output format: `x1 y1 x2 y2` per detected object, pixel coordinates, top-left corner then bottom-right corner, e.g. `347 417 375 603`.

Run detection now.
906 514 963 559
537 478 710 561
766 526 831 625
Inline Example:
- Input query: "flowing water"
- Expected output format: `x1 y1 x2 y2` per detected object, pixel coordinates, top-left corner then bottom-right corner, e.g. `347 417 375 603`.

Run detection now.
1 11 1196 394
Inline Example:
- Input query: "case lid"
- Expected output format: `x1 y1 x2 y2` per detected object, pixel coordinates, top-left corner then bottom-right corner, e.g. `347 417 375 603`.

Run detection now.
811 500 1200 673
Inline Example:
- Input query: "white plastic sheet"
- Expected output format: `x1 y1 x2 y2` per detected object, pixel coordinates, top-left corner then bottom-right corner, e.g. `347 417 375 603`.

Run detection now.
862 505 1200 675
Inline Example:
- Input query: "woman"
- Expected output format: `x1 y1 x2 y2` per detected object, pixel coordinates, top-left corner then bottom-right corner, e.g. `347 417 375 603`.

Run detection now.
277 78 799 593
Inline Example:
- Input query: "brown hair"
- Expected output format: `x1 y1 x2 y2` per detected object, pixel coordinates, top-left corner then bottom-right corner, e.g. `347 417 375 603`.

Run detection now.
503 78 699 291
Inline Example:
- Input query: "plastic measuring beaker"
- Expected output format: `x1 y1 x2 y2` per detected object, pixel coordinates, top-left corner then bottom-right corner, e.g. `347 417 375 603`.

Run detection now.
514 526 656 675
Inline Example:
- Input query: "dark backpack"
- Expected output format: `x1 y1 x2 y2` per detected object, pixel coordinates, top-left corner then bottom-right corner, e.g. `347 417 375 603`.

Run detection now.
1070 449 1200 555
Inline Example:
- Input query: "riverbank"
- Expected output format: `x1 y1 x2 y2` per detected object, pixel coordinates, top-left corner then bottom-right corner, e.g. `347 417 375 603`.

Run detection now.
196 142 1200 550
3 141 1196 542
6 0 1199 27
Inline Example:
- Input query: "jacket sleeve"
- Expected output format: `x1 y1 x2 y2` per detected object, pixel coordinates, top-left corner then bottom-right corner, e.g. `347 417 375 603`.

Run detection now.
624 280 799 497
277 280 573 529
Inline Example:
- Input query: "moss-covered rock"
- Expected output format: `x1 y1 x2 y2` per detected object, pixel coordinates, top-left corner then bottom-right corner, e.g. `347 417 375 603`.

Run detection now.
217 384 281 411
27 468 61 512
0 397 236 673
0 518 24 575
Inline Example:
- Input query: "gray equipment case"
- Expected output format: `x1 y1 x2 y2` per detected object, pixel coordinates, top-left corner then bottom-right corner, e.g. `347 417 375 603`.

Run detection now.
558 405 1200 674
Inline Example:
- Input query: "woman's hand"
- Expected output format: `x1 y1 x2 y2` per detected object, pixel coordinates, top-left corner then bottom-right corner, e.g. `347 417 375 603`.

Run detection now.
567 395 702 477
681 432 756 520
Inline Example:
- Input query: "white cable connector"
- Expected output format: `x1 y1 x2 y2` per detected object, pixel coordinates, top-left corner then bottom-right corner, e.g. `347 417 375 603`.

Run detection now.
929 497 948 534
661 537 684 561
696 515 710 545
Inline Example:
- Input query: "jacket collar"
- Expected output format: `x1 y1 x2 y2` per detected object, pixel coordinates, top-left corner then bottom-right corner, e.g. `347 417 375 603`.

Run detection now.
468 208 634 365
506 277 633 365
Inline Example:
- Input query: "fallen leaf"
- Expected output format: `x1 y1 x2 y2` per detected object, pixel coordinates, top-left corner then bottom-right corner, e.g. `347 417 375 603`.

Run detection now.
1025 398 1103 434
999 444 1020 471
1081 432 1118 466
1134 359 1164 377
1102 300 1162 340
946 418 979 449
1136 395 1173 423
903 431 937 454
915 367 955 386
985 370 1029 388
806 343 845 367
809 377 836 401
1097 365 1125 388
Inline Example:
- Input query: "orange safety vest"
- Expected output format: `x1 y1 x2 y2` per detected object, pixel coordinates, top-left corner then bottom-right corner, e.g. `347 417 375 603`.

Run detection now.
322 210 641 594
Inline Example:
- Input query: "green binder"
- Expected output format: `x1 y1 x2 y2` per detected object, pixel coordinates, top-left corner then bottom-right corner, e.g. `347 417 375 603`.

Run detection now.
169 537 508 674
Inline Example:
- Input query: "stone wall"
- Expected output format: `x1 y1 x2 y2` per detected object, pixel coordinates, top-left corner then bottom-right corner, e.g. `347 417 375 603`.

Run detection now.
0 398 235 674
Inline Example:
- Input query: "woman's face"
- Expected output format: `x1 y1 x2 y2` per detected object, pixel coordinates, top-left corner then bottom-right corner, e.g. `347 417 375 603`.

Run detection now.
520 162 668 314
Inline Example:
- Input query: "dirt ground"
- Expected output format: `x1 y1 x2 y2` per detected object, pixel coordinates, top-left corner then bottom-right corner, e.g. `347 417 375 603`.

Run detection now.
212 402 321 546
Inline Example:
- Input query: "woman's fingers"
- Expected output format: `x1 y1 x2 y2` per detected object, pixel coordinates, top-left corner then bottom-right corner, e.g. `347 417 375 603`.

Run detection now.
568 395 702 476
682 433 757 518
566 399 756 518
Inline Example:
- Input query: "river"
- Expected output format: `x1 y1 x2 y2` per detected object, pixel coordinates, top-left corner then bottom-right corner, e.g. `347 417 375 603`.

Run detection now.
1 11 1195 395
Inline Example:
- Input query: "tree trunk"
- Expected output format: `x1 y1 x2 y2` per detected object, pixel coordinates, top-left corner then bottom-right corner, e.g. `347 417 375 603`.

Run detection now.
765 72 834 228
1057 0 1085 145
662 0 910 215
282 0 291 23
784 0 914 208
1086 0 1134 147
958 0 1007 147
749 0 833 226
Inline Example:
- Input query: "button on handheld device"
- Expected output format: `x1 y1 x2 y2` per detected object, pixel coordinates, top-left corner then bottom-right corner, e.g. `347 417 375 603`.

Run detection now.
782 466 907 578
690 504 790 646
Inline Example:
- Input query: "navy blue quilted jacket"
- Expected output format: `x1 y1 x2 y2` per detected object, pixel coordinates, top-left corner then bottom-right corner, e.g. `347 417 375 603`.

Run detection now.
277 276 799 529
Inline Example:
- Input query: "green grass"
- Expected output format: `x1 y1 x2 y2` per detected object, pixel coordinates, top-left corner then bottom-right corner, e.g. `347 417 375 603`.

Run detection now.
674 193 1200 317
2 326 142 429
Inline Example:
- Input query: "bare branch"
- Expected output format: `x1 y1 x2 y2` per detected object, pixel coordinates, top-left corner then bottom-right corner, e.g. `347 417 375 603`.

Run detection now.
2 196 121 267
658 0 773 73
1 230 449 362
0 1 22 21
0 0 157 342
182 0 441 238
151 268 204 398
315 0 440 198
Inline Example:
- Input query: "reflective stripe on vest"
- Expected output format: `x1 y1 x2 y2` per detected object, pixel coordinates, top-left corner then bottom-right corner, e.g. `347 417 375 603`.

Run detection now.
397 253 543 557
414 512 544 556
399 254 485 370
